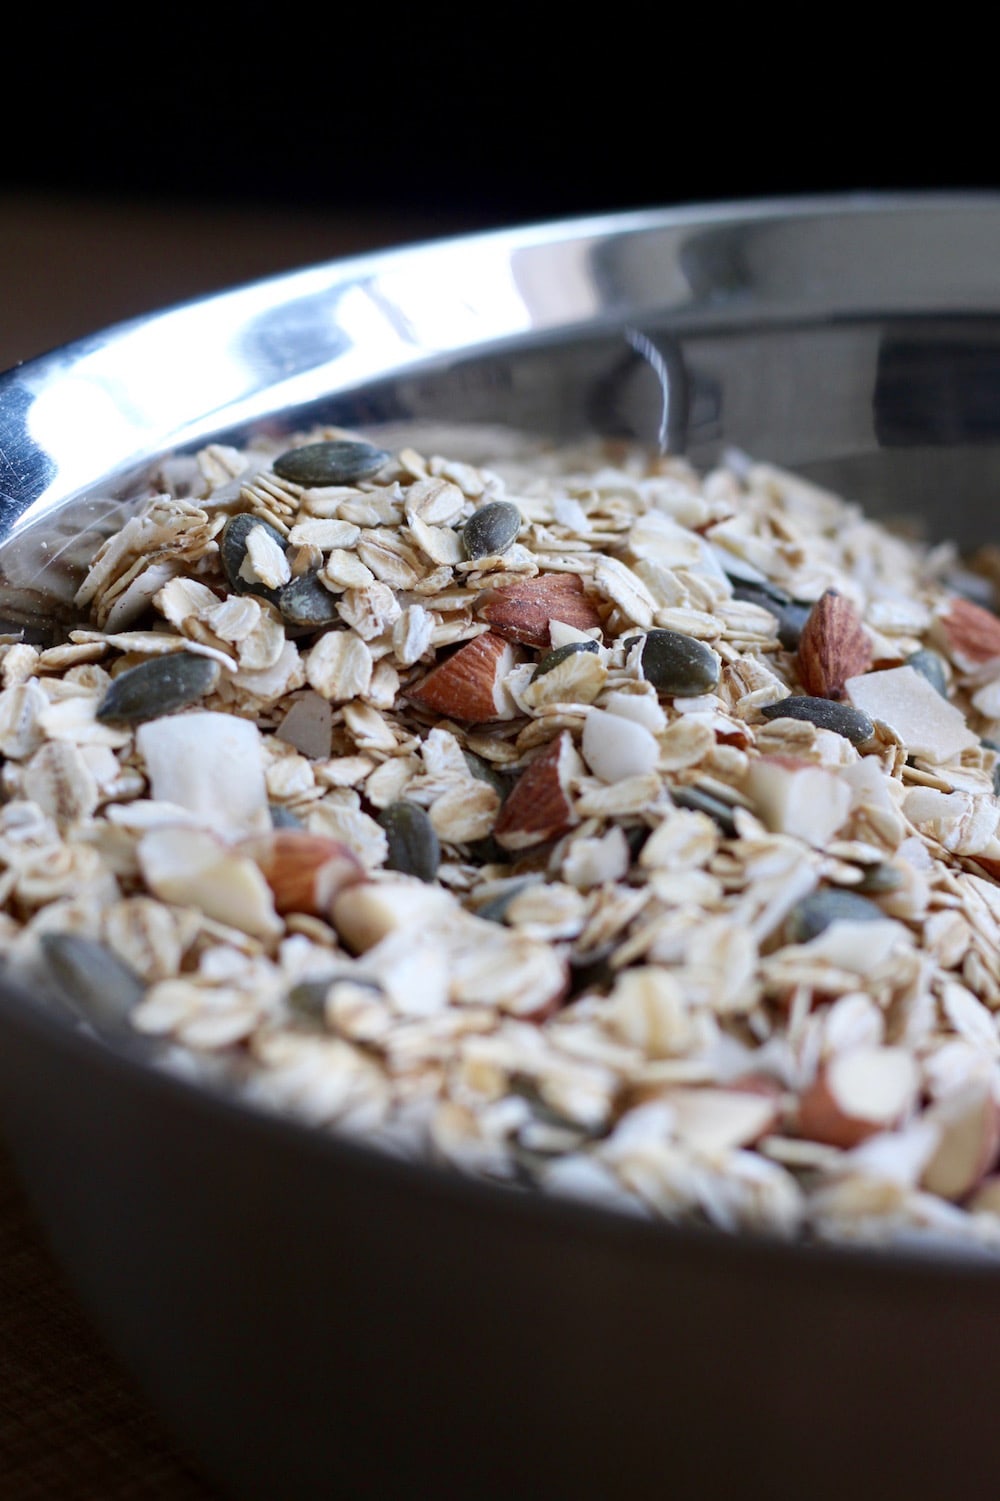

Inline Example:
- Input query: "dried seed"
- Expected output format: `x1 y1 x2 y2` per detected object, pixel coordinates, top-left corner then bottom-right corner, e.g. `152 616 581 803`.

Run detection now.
758 694 875 745
853 862 904 895
731 585 812 649
462 500 522 560
95 651 221 726
785 887 886 943
531 640 601 679
276 571 341 630
39 931 146 1035
272 439 391 487
797 589 872 699
378 800 441 881
220 513 288 599
905 647 949 698
636 630 721 696
670 785 739 836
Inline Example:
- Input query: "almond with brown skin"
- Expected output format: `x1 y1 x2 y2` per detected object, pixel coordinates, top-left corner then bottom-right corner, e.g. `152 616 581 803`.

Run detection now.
797 589 872 699
494 731 583 850
933 596 1000 672
405 631 519 722
796 1045 919 1149
477 572 603 648
240 830 367 917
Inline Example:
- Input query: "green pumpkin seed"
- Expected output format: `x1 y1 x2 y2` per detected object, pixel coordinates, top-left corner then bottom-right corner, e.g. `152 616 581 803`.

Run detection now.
378 800 441 882
96 652 221 726
671 785 738 836
272 439 390 487
732 585 812 649
287 972 382 1026
532 640 600 679
759 695 875 746
637 630 720 695
476 877 540 924
853 863 904 895
269 804 305 829
39 932 145 1034
462 500 522 560
906 648 948 697
219 512 288 599
786 888 886 943
276 570 341 629
462 750 514 800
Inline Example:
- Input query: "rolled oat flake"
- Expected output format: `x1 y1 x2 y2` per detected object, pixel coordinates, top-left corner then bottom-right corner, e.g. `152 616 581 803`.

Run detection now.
272 439 390 487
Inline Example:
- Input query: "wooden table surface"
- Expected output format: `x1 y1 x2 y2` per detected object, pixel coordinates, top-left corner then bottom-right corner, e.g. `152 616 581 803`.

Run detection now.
0 191 483 1499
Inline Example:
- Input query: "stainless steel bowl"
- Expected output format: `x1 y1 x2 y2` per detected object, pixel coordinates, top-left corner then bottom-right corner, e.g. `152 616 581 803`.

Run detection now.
4 195 1000 1501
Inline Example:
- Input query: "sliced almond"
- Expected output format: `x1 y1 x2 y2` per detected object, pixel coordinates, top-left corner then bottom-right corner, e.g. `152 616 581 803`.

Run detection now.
494 730 583 850
138 825 282 940
477 572 603 647
666 1085 780 1156
920 1084 1000 1201
797 589 872 700
745 754 852 847
330 877 457 953
933 595 1000 671
796 1044 919 1149
239 829 366 917
405 631 519 722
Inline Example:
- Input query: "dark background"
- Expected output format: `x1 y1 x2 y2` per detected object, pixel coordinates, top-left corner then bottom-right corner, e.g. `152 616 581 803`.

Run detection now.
3 19 987 229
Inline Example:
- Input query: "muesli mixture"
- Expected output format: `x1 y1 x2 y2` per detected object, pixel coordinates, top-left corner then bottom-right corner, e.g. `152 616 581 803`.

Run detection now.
5 426 1000 1254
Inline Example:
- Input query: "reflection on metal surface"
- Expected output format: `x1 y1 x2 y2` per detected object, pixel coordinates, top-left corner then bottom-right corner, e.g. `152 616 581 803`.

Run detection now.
7 193 1000 594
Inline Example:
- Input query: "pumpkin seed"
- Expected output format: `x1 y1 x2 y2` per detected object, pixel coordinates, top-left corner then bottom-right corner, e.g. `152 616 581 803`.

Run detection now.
532 640 600 679
636 629 720 695
378 800 441 881
287 972 382 1026
272 439 390 487
732 584 812 649
270 804 305 829
671 784 738 836
476 877 540 924
219 512 288 599
759 694 875 745
39 932 145 1034
96 652 221 726
906 648 948 697
276 570 341 629
462 500 522 560
462 750 514 800
853 862 904 895
785 887 886 943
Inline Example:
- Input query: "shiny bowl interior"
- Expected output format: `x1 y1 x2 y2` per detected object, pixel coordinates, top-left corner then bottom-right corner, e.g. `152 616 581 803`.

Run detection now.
4 194 1000 1501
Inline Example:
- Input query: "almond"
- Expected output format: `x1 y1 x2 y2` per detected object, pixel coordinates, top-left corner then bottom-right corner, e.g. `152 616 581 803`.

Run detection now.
239 830 366 917
796 1045 919 1149
933 595 1000 671
494 730 583 850
405 631 519 722
920 1084 1000 1201
797 589 872 699
477 572 603 647
745 754 852 847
